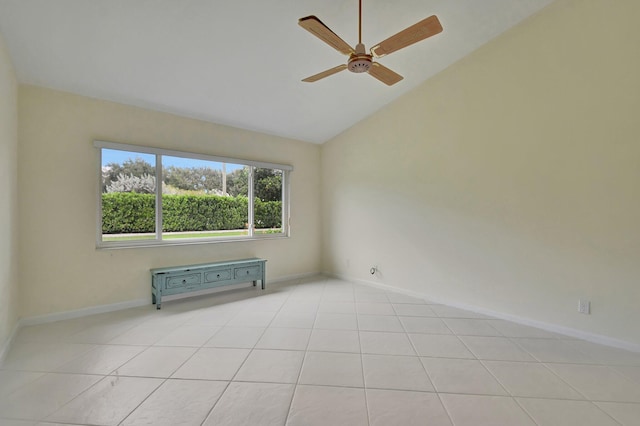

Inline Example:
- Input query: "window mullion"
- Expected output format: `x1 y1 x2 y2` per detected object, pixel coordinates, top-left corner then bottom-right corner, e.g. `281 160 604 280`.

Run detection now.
97 148 104 244
283 170 290 236
248 167 255 237
155 154 163 241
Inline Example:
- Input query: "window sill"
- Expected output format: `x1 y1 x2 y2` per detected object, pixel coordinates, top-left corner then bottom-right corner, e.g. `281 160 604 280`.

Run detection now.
96 234 289 250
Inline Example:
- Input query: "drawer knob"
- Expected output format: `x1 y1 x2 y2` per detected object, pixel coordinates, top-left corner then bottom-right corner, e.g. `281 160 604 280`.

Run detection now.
182 280 186 284
217 274 220 278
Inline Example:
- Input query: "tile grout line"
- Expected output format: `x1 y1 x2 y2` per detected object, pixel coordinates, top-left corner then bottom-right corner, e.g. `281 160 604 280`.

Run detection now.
284 276 327 426
474 358 541 426
410 327 456 426
199 277 306 426
355 285 372 426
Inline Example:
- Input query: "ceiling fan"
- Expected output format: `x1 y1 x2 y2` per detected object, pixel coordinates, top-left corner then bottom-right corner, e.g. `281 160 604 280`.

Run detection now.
298 0 443 86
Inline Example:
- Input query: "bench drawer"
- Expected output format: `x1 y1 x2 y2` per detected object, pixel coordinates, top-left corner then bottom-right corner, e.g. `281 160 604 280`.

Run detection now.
234 265 262 280
204 269 232 283
166 273 201 289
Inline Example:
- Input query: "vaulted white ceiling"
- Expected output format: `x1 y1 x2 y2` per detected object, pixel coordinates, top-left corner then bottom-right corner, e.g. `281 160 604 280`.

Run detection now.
0 0 555 143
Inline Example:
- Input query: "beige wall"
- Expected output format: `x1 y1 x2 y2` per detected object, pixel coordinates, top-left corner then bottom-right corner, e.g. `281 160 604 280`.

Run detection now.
321 0 640 345
18 86 321 317
0 34 19 350
8 0 640 350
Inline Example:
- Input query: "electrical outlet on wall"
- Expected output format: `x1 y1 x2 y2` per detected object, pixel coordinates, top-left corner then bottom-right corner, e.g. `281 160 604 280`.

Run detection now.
578 299 591 315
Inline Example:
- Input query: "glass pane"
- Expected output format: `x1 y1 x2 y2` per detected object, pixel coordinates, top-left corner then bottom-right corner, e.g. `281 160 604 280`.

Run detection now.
253 167 284 235
161 156 249 239
101 149 156 242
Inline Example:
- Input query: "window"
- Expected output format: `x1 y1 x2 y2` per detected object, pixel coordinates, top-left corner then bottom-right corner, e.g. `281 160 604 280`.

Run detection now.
96 141 291 247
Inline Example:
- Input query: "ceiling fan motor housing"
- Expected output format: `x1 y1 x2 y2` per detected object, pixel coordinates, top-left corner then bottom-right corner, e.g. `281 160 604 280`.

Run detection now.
348 55 372 73
348 43 372 73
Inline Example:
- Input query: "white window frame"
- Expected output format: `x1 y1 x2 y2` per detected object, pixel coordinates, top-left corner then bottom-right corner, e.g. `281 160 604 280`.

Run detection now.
95 140 292 249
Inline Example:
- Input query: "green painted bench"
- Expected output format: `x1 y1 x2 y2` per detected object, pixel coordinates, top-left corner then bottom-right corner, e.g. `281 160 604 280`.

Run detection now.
151 258 266 309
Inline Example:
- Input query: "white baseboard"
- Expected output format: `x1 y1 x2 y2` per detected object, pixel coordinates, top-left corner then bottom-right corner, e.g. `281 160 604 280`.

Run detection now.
327 272 640 353
14 270 640 353
0 321 20 365
19 298 149 327
18 271 322 327
270 271 321 284
1 271 321 364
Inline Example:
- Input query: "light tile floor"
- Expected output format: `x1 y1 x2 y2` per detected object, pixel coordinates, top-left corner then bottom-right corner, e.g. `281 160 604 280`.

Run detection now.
1 276 640 426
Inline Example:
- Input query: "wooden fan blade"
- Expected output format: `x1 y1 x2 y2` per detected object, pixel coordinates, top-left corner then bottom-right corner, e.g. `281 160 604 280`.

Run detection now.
368 62 403 86
302 64 348 82
370 15 443 58
299 16 355 56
